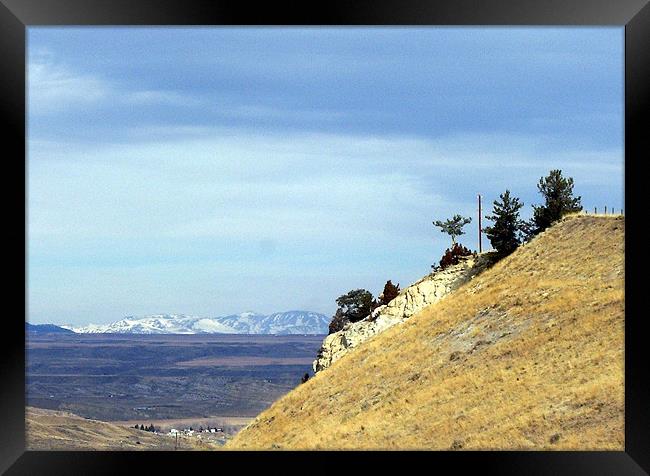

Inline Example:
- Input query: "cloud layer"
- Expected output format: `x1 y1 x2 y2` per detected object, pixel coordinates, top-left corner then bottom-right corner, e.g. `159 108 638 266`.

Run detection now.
27 27 624 325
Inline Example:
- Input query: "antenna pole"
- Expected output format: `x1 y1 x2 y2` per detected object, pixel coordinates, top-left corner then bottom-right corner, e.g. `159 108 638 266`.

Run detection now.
478 194 482 253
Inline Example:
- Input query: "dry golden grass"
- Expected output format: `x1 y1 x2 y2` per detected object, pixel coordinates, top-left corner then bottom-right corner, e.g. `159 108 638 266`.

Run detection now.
26 407 222 451
228 215 624 450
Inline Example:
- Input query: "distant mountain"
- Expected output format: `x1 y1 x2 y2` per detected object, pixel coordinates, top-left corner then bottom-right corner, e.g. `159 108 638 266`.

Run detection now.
65 311 331 335
26 323 75 334
214 311 331 335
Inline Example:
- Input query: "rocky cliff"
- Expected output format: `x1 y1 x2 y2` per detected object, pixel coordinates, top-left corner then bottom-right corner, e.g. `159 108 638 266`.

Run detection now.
313 251 498 372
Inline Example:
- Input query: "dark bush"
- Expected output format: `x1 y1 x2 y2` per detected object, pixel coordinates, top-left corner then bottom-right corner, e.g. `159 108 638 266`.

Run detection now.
438 243 472 270
379 280 400 306
328 309 347 334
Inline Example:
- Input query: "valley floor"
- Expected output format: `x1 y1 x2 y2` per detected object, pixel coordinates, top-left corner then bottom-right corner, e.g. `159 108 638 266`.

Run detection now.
26 407 223 451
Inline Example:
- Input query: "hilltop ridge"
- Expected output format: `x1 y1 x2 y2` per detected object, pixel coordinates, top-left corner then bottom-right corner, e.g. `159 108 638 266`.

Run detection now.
228 215 624 450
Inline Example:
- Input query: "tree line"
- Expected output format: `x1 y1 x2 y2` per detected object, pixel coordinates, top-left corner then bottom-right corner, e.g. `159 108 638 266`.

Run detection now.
134 423 157 432
433 169 581 257
326 169 582 335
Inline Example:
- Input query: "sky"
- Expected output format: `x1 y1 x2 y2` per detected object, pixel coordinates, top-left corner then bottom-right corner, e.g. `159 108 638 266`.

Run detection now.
27 27 624 325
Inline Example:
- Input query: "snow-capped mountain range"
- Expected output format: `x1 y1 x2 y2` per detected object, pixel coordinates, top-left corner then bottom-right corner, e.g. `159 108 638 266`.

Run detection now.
61 311 331 335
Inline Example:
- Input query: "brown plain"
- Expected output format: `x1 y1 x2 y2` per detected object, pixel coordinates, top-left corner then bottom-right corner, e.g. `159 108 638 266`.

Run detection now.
26 407 222 451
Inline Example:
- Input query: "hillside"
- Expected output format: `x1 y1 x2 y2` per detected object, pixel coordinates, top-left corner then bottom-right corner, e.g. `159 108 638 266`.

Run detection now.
26 407 221 450
228 215 624 450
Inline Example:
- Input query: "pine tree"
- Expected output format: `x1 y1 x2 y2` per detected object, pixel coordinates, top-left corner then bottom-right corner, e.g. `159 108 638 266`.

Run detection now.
483 190 525 256
433 214 472 245
335 289 373 322
529 169 582 236
328 289 374 334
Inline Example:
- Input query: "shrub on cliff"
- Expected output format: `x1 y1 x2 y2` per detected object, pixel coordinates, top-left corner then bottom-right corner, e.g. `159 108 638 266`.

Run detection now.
328 289 374 334
379 280 400 306
437 243 473 270
328 309 346 334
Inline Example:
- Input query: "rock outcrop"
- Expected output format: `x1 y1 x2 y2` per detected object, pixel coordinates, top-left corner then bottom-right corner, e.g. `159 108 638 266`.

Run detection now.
313 251 498 372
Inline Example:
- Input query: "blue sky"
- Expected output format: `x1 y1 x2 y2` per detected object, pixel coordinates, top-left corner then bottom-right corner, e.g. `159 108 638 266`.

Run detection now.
27 27 624 325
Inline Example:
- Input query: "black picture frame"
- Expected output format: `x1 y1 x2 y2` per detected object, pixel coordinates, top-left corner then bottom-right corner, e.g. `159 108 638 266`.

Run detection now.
2 0 647 474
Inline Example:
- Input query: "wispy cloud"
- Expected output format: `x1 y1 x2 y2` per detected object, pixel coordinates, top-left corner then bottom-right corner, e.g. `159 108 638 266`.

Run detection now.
28 55 109 113
28 127 621 248
126 89 200 106
28 53 202 113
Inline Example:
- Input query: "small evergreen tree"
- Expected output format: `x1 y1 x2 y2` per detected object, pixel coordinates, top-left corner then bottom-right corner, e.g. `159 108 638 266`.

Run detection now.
328 289 374 334
433 214 472 245
301 373 310 384
335 289 374 322
379 280 400 306
483 190 525 256
528 169 582 236
139 424 144 430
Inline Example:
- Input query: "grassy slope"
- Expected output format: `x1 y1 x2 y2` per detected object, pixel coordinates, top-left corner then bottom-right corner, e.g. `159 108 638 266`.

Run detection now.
229 215 624 450
26 407 221 450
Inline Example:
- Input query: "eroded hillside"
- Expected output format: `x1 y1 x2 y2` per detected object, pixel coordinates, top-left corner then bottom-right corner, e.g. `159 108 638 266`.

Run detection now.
228 215 624 450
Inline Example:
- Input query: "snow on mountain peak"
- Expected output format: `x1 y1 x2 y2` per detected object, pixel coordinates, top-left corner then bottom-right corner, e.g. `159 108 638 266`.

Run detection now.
70 311 331 335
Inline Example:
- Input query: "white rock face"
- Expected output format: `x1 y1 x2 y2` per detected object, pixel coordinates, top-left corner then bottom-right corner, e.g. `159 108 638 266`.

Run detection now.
313 252 497 373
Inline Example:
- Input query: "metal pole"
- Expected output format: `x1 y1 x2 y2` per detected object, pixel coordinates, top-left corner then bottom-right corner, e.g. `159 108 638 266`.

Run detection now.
478 194 482 253
605 206 607 214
